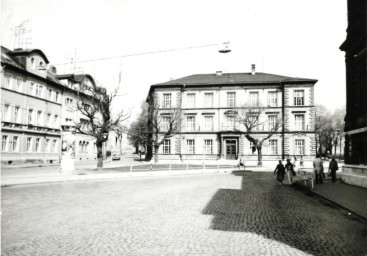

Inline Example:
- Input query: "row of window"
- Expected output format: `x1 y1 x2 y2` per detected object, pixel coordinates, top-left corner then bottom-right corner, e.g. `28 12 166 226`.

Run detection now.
162 139 305 155
162 114 305 131
4 73 60 102
162 90 305 108
2 135 58 153
2 104 60 128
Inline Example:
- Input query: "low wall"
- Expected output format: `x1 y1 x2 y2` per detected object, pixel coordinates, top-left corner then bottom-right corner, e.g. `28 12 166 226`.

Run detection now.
341 164 367 188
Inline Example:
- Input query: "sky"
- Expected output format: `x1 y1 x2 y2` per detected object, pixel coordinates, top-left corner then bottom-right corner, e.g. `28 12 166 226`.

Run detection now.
1 0 347 120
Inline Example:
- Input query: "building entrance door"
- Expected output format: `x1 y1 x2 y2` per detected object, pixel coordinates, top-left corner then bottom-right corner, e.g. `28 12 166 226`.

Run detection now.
226 140 237 160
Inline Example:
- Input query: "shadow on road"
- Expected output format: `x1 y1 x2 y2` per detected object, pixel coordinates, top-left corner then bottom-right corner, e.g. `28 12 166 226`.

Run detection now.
201 171 367 256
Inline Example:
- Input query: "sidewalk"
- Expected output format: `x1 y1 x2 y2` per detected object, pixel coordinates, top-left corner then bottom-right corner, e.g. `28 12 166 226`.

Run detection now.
295 178 367 220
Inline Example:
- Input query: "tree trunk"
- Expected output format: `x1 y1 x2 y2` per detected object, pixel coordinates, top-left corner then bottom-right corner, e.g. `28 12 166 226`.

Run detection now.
154 145 159 163
97 141 103 171
257 146 262 166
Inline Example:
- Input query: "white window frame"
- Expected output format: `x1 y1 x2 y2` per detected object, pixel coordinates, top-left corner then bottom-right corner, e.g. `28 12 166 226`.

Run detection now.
187 93 195 108
14 106 21 123
162 116 171 131
5 74 12 89
163 94 172 108
53 139 58 153
162 140 171 154
55 92 59 103
227 92 236 107
186 116 196 131
35 138 41 152
268 115 278 130
12 136 19 152
295 139 305 155
294 90 304 106
2 135 8 151
249 92 259 106
268 139 278 155
27 137 32 152
295 114 305 130
45 139 50 152
16 77 23 91
204 139 213 154
204 116 213 131
204 93 214 108
267 91 277 107
37 110 43 126
28 108 34 125
187 139 195 154
3 104 11 122
227 115 235 129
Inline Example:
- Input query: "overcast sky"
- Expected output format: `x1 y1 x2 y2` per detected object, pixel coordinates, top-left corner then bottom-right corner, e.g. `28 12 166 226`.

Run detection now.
1 0 347 119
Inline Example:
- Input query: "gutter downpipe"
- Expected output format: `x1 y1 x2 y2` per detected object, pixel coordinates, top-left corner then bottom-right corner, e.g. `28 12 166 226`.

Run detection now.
281 81 285 160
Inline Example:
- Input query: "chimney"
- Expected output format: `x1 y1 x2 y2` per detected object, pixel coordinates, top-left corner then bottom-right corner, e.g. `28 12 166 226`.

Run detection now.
251 64 256 75
216 71 223 76
49 65 57 74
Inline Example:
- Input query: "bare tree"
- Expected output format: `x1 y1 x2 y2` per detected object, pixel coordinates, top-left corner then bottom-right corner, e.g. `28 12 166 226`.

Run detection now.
236 104 282 166
75 85 129 171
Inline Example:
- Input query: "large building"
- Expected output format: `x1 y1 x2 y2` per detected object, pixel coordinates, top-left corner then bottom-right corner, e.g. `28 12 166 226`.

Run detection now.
340 0 367 187
147 67 317 161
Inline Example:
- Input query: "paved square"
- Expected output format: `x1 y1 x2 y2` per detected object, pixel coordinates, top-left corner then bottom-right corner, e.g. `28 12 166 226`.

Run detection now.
2 172 367 255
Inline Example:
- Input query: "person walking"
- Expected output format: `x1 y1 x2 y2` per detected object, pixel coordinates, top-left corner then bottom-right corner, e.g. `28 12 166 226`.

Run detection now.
328 157 339 182
300 156 304 167
313 154 324 184
285 159 295 184
274 160 285 186
238 155 245 170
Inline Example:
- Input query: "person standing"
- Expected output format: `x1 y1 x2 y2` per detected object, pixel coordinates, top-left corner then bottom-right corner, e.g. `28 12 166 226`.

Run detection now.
313 154 324 184
238 155 245 170
328 157 339 182
274 160 285 185
285 159 295 184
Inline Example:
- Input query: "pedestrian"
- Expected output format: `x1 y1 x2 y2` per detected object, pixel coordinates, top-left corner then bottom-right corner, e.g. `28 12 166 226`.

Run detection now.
328 157 339 182
285 159 295 184
238 155 245 170
274 160 285 186
300 156 304 167
313 154 324 184
293 155 297 167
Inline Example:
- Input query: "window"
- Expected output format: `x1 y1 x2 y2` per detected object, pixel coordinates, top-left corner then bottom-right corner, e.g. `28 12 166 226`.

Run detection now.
187 139 195 154
45 139 50 152
227 115 236 129
2 135 8 151
30 82 35 95
28 109 34 124
269 140 278 155
54 115 59 127
14 106 20 123
163 94 171 108
12 136 19 151
204 139 213 154
295 139 305 155
186 116 195 131
294 90 304 106
250 141 256 154
227 92 236 107
162 140 171 154
37 85 43 97
48 89 53 100
16 77 23 91
295 114 305 130
268 115 278 130
66 97 73 107
27 137 32 152
35 138 41 152
55 92 59 102
47 113 51 126
249 92 259 106
65 118 72 123
37 111 42 126
162 116 171 130
267 92 277 107
187 93 195 107
3 104 10 121
5 74 12 88
31 57 35 69
204 93 213 108
53 140 57 152
204 116 213 131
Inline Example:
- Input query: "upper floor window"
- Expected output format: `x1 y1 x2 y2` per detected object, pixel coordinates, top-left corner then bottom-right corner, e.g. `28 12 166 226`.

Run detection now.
204 93 213 108
204 139 213 154
187 139 195 154
37 111 43 126
187 93 195 107
53 139 58 153
186 116 195 131
28 109 34 125
16 77 23 91
294 90 304 106
47 113 51 127
35 138 41 152
55 92 60 103
268 140 278 155
48 89 53 100
66 97 74 107
162 140 171 154
163 94 171 108
12 136 19 151
227 92 236 107
162 116 171 130
295 114 305 130
5 74 12 89
2 135 8 151
26 137 32 152
227 115 235 129
295 139 305 155
249 92 259 106
3 104 10 122
37 85 43 97
268 115 278 130
54 115 59 126
267 91 277 107
31 57 36 69
204 116 213 131
14 106 21 123
30 82 35 95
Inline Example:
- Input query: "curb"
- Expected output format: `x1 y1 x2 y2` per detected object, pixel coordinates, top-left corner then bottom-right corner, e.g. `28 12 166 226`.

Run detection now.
293 182 367 222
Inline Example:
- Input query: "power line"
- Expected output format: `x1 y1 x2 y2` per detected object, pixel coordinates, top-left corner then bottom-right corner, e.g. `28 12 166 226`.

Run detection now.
54 43 220 65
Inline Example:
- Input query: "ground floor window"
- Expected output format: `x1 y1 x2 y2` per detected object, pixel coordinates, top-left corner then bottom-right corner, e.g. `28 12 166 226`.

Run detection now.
45 139 50 152
187 139 195 154
53 140 58 153
35 138 41 152
27 137 32 152
268 139 278 155
2 135 8 151
12 136 19 151
162 140 171 154
204 139 213 154
295 139 305 155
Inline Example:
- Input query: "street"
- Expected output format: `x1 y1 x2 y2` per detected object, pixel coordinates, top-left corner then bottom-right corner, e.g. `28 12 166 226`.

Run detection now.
2 172 367 256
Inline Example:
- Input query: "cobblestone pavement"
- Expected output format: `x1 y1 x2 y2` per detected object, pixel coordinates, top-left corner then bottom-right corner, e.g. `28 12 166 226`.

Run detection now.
2 172 367 256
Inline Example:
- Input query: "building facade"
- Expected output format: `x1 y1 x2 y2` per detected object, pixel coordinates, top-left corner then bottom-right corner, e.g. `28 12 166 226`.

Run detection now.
1 47 62 164
340 0 367 187
147 69 317 161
